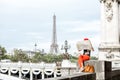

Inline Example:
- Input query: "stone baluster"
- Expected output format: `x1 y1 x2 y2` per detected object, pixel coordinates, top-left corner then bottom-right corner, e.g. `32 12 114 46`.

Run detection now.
54 67 57 77
8 67 11 76
42 68 45 79
30 67 33 80
18 63 22 79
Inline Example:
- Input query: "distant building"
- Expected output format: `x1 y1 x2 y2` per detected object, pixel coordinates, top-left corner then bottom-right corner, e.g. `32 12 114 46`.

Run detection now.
23 49 41 58
9 48 42 58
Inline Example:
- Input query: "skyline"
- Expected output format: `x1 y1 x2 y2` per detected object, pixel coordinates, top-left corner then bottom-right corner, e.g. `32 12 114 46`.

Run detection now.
0 0 100 57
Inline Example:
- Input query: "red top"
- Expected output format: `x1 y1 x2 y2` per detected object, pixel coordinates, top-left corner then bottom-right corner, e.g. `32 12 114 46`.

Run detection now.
84 38 89 40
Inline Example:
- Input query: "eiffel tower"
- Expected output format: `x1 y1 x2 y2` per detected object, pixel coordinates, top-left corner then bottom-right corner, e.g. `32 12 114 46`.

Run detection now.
50 14 58 53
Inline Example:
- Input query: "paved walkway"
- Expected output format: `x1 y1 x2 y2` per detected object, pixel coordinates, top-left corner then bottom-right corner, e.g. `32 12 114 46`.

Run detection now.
0 73 21 80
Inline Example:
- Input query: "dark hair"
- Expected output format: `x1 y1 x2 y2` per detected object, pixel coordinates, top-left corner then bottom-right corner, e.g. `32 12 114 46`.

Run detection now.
83 49 91 56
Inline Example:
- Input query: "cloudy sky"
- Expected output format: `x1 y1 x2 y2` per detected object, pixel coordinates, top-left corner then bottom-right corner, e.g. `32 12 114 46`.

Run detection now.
0 0 101 57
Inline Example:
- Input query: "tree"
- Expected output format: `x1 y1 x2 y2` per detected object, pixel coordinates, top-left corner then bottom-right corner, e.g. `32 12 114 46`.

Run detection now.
69 55 78 62
0 45 9 60
90 56 98 60
0 46 7 55
10 49 29 62
31 52 43 63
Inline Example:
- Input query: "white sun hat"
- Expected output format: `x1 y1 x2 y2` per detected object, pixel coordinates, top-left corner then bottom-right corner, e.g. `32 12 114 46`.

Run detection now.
76 38 94 51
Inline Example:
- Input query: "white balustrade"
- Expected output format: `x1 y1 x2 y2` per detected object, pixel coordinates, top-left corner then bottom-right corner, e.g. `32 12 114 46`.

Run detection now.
0 62 77 79
55 69 61 76
32 69 41 75
1 68 8 73
61 60 71 67
21 68 30 75
44 68 54 76
10 68 18 74
44 63 56 77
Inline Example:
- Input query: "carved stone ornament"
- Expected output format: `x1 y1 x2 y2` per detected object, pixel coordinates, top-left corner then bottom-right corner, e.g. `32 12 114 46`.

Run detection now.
105 0 113 22
106 53 114 59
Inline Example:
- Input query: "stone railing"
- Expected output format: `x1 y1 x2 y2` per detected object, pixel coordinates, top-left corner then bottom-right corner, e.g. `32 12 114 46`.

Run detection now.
41 72 96 80
0 62 77 80
1 60 120 80
42 60 120 80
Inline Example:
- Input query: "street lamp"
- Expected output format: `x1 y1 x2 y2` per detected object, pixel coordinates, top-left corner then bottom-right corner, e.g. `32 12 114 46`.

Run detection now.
34 43 37 53
61 40 70 53
61 40 70 60
61 40 71 68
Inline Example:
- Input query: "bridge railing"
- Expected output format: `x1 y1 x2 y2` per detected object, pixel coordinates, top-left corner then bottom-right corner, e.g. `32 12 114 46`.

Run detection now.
0 62 78 80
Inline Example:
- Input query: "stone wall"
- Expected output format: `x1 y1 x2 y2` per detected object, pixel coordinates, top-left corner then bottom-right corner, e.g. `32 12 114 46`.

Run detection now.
41 73 96 80
42 60 120 80
85 60 120 80
111 69 120 80
85 60 112 80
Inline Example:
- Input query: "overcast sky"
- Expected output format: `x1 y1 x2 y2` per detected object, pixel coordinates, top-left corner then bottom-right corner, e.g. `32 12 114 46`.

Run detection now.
0 0 101 57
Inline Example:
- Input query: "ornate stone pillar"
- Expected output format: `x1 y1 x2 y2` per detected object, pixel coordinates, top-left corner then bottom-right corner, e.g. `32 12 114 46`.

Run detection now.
100 0 106 43
99 0 120 63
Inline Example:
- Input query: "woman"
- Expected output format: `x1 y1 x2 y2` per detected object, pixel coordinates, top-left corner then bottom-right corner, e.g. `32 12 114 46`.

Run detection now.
76 38 94 71
78 49 91 71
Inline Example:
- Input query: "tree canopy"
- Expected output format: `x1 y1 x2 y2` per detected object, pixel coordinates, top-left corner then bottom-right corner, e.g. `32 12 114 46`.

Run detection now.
0 45 98 63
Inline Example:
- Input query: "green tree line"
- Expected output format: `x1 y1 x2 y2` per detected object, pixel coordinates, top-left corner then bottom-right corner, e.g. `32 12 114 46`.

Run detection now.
0 45 98 63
